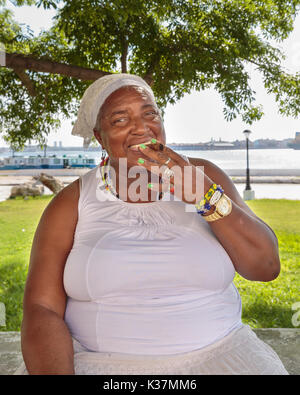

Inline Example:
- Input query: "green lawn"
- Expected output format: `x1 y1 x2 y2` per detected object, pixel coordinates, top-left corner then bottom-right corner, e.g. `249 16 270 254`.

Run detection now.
235 199 300 328
0 196 299 331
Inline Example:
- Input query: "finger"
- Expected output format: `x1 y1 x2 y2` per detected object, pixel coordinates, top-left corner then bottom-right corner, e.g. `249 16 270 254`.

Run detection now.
147 179 175 194
138 144 178 169
136 152 184 188
135 156 162 177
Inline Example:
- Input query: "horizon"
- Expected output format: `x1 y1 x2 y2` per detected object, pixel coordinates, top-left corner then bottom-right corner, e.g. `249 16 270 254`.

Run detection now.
1 2 300 148
0 135 296 151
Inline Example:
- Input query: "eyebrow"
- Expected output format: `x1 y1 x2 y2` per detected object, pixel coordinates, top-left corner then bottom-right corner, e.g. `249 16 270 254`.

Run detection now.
109 104 157 118
110 110 128 117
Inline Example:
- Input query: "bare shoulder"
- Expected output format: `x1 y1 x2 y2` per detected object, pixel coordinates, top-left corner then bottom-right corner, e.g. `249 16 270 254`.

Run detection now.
33 178 80 258
188 157 235 181
187 156 231 185
42 178 79 219
187 156 257 218
48 178 80 207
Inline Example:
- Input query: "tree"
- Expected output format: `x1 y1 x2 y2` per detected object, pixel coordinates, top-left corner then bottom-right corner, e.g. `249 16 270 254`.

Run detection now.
1 0 300 148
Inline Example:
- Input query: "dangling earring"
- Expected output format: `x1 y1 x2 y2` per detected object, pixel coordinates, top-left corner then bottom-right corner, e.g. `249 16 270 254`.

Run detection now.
100 148 107 166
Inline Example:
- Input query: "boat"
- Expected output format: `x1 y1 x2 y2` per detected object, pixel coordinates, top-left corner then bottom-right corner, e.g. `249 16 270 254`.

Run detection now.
0 154 97 170
288 142 300 150
287 132 300 150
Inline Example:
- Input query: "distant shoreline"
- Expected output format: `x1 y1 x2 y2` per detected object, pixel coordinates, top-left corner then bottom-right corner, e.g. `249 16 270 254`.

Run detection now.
0 168 300 185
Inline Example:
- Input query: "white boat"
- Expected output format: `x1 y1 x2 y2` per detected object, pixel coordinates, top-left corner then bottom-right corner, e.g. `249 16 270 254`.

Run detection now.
0 154 96 170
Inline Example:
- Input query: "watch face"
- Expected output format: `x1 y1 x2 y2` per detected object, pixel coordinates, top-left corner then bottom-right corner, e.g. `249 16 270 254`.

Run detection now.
217 196 231 215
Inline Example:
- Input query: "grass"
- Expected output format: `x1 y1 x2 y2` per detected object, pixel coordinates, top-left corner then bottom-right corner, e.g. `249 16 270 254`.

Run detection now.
234 199 300 328
0 195 52 331
0 196 299 331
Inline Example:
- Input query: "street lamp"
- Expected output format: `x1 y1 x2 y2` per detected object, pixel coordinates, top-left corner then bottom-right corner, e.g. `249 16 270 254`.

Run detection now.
243 129 255 201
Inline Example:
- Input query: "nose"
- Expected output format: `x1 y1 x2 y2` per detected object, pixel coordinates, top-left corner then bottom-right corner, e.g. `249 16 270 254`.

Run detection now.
131 116 150 135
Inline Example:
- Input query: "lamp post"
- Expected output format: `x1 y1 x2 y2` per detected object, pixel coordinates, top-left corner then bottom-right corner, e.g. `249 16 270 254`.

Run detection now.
243 129 255 201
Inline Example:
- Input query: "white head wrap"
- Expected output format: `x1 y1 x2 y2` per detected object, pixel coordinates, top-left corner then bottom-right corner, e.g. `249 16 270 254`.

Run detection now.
72 73 156 147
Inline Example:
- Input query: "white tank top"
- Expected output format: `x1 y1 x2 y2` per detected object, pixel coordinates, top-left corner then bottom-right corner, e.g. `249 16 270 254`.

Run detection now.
63 158 242 355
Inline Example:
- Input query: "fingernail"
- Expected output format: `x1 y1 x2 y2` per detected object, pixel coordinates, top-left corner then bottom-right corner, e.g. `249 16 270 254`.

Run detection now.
139 143 147 149
159 143 164 151
147 183 153 189
138 158 145 164
151 138 157 144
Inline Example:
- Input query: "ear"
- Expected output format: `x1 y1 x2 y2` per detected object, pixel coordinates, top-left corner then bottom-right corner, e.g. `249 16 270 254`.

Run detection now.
93 128 104 147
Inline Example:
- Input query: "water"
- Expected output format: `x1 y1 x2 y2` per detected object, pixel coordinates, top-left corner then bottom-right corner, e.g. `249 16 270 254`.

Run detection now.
235 184 300 201
177 148 300 169
1 148 300 169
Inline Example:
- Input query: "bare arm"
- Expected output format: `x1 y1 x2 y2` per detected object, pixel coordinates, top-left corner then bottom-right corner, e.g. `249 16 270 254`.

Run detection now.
189 157 280 282
21 179 80 374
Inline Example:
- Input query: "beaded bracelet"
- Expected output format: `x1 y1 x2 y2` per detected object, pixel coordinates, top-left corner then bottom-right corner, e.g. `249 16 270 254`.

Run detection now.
195 184 224 215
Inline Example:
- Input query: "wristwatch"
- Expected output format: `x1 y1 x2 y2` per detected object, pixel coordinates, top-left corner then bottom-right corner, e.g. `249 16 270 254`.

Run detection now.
203 193 232 222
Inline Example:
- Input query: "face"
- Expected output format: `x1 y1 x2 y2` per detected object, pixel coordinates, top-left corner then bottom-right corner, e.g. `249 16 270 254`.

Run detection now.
93 86 166 166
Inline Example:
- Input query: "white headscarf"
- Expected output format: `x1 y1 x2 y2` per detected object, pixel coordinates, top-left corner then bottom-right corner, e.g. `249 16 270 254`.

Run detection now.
71 73 156 147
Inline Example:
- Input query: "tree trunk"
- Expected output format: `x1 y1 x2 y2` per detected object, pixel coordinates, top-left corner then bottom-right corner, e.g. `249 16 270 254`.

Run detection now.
121 39 128 74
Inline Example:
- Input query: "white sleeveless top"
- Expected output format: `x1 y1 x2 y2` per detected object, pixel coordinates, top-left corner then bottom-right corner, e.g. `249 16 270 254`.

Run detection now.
63 158 242 355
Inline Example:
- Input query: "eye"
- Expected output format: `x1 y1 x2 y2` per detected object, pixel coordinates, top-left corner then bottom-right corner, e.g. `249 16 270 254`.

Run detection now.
112 117 128 125
145 110 159 118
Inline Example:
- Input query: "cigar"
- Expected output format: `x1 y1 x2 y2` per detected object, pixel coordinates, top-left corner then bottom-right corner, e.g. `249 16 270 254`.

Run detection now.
130 139 158 149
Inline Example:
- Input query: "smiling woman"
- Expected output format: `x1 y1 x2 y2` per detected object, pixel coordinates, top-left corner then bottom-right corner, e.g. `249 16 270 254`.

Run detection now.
15 73 288 375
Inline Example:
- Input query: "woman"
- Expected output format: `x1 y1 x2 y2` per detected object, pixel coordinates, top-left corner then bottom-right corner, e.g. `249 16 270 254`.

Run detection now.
15 74 288 375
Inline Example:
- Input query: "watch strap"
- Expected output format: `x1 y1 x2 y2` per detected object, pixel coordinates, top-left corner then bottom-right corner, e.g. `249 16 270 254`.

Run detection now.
203 210 223 222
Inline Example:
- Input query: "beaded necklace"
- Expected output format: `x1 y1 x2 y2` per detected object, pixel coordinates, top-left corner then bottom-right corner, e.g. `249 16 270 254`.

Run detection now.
99 156 164 201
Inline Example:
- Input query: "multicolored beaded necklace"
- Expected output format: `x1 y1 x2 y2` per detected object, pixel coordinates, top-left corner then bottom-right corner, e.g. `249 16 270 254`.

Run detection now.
99 156 164 201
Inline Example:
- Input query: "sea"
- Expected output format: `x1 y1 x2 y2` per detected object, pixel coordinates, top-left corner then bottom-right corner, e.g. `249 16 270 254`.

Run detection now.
0 148 300 201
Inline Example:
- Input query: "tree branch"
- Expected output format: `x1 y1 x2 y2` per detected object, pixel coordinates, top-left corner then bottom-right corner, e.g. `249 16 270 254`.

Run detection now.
143 58 159 87
13 67 37 96
143 71 154 86
4 53 112 81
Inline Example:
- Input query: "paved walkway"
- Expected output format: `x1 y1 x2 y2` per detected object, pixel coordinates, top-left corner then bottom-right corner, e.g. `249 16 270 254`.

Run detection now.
0 329 299 375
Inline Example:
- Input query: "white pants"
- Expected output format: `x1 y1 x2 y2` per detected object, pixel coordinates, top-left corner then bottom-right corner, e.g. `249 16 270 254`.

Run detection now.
14 324 288 375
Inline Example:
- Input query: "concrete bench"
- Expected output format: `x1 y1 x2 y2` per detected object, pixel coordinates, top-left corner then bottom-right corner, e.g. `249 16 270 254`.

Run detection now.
0 329 299 375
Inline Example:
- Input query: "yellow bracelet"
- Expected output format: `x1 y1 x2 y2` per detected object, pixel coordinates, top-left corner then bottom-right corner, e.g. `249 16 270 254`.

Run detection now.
195 184 224 215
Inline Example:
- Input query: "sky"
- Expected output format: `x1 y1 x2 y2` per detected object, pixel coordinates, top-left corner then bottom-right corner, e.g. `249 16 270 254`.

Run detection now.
1 1 300 147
